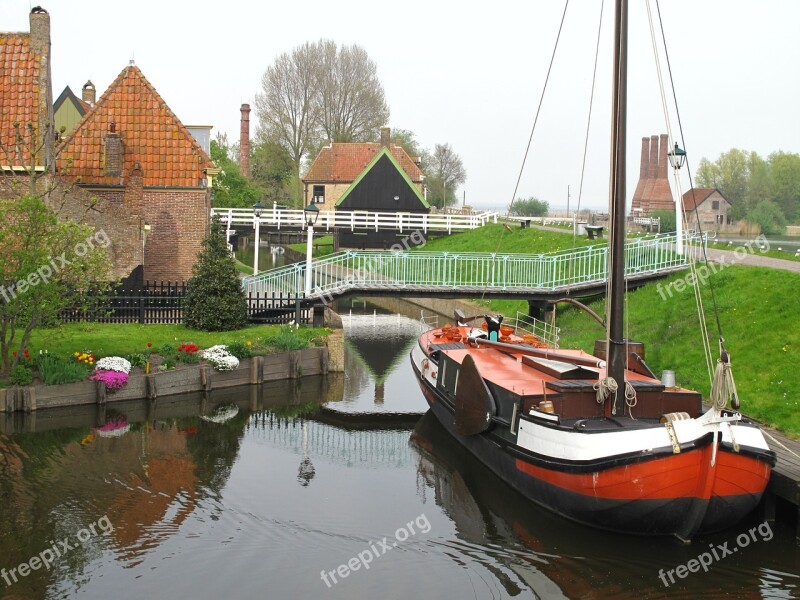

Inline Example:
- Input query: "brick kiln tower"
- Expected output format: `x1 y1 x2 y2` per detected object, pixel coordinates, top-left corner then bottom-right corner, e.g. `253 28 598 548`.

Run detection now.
631 134 675 215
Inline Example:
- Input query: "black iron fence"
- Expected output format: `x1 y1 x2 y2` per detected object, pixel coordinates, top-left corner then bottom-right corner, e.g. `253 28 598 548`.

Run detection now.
59 281 314 325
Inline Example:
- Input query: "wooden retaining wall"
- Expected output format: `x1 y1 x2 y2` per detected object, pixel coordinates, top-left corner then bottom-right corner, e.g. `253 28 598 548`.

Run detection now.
0 347 329 412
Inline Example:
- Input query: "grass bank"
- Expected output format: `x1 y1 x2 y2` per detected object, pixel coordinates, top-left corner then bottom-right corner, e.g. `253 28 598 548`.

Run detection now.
25 323 328 361
419 223 597 254
483 266 800 438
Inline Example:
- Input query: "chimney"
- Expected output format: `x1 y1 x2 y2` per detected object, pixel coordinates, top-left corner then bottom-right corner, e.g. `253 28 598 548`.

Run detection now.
30 7 54 169
82 80 96 106
105 123 123 177
123 162 144 213
639 137 649 178
380 127 390 148
240 104 251 178
647 135 659 180
658 134 669 179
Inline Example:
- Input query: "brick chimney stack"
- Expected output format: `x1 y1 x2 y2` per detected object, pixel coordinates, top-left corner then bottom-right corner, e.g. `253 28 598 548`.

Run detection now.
631 133 675 215
630 137 650 213
240 104 251 178
105 122 123 177
30 7 54 169
380 127 390 148
658 134 669 179
82 80 96 106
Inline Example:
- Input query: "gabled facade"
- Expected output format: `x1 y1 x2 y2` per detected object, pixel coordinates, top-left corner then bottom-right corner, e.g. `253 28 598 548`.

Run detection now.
335 147 429 213
682 188 732 232
53 84 92 138
302 127 425 212
57 63 217 281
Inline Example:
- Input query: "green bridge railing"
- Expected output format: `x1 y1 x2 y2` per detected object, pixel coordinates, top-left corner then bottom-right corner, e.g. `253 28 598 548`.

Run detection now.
242 232 703 301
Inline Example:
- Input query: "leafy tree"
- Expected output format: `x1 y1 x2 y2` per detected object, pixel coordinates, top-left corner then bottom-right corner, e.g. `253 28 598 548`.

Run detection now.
390 128 424 160
510 197 549 217
769 151 800 222
250 141 297 206
651 209 676 233
747 200 786 235
183 216 247 331
423 143 466 208
210 140 264 208
0 196 112 377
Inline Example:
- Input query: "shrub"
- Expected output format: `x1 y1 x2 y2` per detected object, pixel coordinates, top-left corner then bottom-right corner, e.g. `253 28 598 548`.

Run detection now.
201 345 240 371
36 354 91 385
90 369 129 391
159 343 177 361
127 353 147 369
9 365 33 386
227 340 252 360
183 215 248 331
267 322 309 352
177 343 200 364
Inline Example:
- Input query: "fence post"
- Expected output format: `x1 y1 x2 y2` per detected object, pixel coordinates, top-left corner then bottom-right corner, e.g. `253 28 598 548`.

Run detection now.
139 293 146 325
295 293 302 325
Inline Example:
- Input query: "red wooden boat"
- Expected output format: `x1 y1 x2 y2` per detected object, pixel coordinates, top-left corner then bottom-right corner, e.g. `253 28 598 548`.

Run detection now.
410 0 775 541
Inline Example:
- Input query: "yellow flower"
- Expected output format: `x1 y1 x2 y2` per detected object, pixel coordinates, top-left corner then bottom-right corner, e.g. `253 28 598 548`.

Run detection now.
246 340 252 347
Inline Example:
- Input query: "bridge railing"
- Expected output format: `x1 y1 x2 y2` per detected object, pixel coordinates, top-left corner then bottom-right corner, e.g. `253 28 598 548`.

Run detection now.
242 232 703 299
211 207 498 234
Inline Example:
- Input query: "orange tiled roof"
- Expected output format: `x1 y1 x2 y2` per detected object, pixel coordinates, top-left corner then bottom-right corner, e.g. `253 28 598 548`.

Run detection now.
304 143 423 183
682 188 728 211
57 64 212 187
0 32 40 167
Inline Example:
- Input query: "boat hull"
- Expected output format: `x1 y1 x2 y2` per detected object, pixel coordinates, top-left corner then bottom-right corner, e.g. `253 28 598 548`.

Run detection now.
414 365 771 540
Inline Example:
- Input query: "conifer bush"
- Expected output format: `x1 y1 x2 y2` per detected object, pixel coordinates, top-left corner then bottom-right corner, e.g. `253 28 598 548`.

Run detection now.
183 216 248 331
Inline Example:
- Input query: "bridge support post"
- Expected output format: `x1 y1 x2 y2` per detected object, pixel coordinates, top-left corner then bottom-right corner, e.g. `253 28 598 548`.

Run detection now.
527 299 555 324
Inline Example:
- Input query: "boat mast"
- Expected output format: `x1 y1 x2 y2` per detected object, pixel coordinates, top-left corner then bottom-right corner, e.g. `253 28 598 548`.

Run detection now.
606 0 628 414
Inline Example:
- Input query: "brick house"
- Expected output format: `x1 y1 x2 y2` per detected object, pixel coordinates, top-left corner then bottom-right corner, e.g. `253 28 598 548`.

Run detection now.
302 127 426 212
0 7 142 280
57 62 218 282
682 188 732 232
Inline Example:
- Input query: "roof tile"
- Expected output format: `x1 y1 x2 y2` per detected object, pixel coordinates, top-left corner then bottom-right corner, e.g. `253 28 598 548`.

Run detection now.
304 142 423 183
0 32 39 166
57 64 212 187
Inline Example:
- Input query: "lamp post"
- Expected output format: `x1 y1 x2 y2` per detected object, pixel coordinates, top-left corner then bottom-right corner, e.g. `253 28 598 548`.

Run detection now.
303 203 320 296
252 201 264 275
667 142 687 255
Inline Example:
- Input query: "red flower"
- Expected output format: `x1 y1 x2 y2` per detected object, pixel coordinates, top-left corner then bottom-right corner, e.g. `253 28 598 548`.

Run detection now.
12 351 17 357
147 342 153 348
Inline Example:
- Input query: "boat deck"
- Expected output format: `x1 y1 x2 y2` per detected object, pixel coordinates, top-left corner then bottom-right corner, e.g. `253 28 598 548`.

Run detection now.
763 428 800 538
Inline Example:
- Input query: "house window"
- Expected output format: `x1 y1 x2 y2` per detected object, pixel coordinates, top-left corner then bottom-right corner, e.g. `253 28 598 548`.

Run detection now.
711 200 719 210
313 185 325 204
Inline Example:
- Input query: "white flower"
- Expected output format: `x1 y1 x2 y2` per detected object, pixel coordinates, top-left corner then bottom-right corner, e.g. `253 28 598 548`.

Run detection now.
201 345 239 371
95 356 132 374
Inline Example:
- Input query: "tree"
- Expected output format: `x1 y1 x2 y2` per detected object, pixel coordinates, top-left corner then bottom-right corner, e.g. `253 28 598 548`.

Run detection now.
209 140 264 208
250 141 296 205
315 41 390 143
651 209 676 233
747 200 786 235
423 143 467 208
510 197 549 217
183 216 247 331
255 40 390 181
0 196 112 377
696 149 749 210
769 151 800 222
390 128 424 160
255 41 321 182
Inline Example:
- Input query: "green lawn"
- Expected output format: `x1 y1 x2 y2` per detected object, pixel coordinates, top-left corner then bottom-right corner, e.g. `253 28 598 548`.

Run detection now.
25 323 328 361
707 239 800 262
419 223 598 254
481 266 800 438
288 235 336 257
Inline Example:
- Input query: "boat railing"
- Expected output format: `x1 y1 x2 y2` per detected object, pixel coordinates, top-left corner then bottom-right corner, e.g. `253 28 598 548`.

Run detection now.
513 312 560 348
419 311 439 331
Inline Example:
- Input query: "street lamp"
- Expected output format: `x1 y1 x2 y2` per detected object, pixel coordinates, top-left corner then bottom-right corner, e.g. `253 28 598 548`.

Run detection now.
667 143 687 255
303 203 320 296
253 200 264 275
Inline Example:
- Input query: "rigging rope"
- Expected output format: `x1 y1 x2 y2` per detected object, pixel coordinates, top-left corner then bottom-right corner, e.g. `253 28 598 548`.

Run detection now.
655 0 729 379
481 1 570 303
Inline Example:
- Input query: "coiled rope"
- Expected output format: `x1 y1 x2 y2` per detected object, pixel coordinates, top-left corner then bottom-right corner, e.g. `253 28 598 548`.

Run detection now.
710 348 740 411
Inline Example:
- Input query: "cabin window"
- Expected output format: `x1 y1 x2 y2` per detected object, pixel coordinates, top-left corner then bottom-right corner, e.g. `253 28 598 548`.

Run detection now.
313 185 325 204
711 200 719 210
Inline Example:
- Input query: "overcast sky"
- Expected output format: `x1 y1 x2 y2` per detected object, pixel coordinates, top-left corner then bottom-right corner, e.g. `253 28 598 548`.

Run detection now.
3 0 798 211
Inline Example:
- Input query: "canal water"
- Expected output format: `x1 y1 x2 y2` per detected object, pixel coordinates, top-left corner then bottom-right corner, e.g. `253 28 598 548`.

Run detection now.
0 298 798 599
